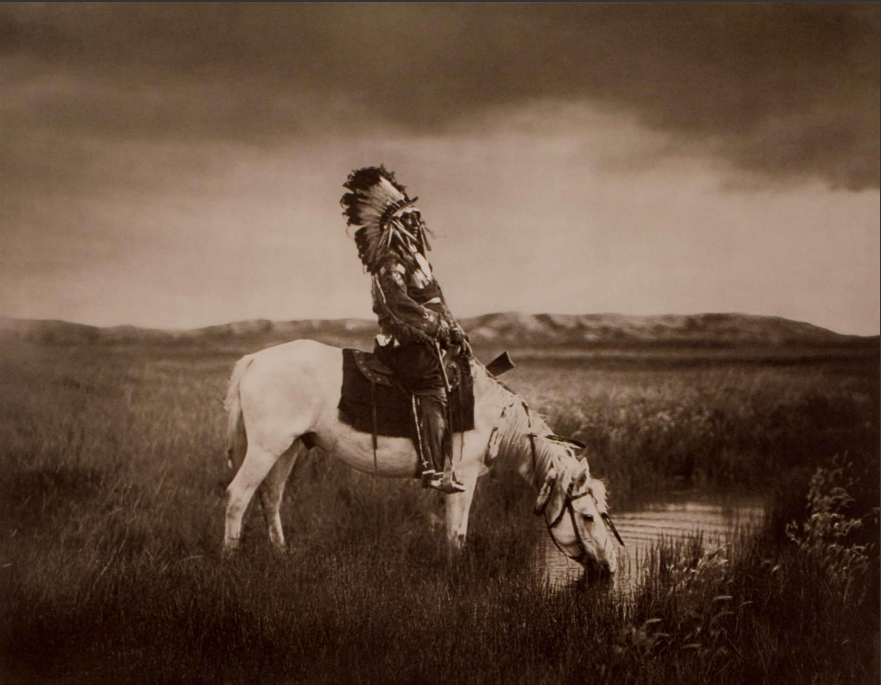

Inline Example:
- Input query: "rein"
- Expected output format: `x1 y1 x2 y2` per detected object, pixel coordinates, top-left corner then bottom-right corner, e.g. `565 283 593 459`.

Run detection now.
519 401 624 562
545 486 595 564
521 401 593 564
522 401 540 481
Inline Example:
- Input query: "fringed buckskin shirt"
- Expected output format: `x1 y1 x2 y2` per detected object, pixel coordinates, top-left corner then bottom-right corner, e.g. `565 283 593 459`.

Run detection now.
371 247 456 348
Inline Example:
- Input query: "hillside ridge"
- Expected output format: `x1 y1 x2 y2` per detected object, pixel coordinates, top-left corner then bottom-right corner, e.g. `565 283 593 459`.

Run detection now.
1 312 876 348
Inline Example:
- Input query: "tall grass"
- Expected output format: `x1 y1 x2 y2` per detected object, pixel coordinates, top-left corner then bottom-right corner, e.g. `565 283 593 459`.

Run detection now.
513 353 879 501
1 339 878 683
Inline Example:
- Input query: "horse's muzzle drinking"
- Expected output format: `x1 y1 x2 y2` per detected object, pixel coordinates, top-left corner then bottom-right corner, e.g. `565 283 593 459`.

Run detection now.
534 461 621 576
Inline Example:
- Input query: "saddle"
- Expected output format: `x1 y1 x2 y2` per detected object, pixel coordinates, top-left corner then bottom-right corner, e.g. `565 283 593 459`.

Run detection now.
338 348 475 438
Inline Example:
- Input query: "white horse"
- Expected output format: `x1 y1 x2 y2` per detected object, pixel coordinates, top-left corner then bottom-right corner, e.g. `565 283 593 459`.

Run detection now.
223 339 622 577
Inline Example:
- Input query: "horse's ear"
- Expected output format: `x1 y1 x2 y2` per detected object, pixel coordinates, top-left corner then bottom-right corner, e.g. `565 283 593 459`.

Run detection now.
534 469 557 515
574 466 589 493
543 471 569 524
541 434 586 451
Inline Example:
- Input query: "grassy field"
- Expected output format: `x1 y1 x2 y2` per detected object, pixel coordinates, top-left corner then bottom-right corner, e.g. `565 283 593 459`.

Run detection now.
1 338 878 684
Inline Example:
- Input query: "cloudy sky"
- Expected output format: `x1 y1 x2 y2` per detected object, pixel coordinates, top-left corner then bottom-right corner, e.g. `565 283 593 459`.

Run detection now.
2 3 879 334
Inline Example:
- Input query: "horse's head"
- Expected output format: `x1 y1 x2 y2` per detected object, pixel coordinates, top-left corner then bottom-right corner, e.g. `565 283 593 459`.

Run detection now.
534 454 622 581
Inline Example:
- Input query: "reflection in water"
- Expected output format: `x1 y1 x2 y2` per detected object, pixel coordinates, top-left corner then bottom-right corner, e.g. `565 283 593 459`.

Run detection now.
536 492 768 590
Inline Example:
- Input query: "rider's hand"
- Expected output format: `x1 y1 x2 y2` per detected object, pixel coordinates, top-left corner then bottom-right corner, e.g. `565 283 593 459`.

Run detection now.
449 326 472 356
436 322 451 344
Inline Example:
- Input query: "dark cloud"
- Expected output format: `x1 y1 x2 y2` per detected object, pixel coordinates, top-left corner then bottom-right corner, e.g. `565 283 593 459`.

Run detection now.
1 3 878 189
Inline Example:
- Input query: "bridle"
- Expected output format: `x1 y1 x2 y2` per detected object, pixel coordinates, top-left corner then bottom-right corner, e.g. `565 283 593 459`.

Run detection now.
522 401 624 565
544 481 625 565
545 484 594 564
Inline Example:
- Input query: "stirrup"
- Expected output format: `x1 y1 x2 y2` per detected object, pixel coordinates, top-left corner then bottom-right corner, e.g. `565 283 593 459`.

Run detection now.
420 469 437 487
425 474 466 494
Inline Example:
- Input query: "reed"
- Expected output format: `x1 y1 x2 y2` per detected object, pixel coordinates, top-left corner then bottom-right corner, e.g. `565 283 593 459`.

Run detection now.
1 339 877 684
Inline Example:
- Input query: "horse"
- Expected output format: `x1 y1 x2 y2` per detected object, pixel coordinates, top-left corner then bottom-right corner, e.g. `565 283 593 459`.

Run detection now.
222 339 622 578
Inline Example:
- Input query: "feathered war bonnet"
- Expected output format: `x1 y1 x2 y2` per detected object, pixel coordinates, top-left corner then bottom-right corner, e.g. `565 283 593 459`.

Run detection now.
340 165 429 273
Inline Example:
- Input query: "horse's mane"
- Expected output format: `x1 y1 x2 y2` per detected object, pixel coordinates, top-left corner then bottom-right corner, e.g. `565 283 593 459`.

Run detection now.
470 361 608 510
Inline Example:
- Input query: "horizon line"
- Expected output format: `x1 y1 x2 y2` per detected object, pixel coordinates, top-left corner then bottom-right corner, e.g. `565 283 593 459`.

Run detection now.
2 311 878 339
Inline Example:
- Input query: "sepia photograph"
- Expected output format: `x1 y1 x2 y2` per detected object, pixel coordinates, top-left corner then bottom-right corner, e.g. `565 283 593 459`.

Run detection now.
1 3 879 683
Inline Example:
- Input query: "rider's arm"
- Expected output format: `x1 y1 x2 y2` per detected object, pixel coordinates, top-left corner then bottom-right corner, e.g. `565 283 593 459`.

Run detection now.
427 285 468 346
374 264 451 343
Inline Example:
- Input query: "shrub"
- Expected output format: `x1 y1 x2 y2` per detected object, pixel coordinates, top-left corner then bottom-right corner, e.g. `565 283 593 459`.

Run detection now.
785 459 875 604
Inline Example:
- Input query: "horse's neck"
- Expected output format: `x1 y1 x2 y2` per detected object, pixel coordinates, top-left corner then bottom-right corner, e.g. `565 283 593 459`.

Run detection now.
471 361 560 490
523 428 575 489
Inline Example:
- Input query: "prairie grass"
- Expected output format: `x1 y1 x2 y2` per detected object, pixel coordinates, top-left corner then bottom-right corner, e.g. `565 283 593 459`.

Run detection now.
1 338 878 684
510 350 878 498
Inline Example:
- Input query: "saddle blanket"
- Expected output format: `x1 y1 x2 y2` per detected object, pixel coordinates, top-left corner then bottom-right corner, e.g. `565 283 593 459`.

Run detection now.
338 348 475 438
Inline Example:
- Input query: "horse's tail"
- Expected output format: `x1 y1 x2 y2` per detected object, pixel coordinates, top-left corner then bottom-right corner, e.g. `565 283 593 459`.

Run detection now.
224 355 254 470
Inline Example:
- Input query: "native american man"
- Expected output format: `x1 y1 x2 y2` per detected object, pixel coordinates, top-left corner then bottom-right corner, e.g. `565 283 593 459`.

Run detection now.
341 166 469 493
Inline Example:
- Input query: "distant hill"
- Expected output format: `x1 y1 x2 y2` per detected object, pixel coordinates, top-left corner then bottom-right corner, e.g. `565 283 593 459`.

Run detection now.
462 312 877 347
1 313 877 349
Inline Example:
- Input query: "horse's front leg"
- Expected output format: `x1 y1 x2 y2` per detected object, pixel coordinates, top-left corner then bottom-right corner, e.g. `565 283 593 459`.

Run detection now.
444 466 480 556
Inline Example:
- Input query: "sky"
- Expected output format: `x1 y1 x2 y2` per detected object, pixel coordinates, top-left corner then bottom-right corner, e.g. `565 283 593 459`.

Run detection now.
2 3 879 335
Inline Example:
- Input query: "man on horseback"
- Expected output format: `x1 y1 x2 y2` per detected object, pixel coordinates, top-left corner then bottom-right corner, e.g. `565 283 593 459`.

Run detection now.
341 165 470 493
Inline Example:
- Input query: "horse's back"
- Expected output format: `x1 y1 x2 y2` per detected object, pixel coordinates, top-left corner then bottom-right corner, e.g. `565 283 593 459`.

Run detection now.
244 338 342 385
247 338 339 363
238 339 344 426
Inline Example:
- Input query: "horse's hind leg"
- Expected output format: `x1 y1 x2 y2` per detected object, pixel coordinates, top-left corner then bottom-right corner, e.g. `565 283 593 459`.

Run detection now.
224 445 283 554
258 442 302 551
